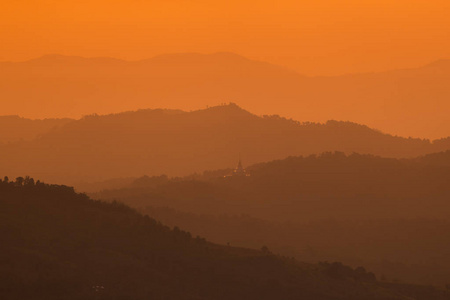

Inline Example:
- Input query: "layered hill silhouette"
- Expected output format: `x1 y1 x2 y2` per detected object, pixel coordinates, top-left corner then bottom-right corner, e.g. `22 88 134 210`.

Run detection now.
4 178 446 300
135 206 450 287
1 53 450 139
0 116 72 143
93 150 450 222
0 104 449 185
92 151 450 286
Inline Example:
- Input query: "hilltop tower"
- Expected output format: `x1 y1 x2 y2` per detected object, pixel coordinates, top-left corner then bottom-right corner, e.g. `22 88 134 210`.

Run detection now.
233 156 247 176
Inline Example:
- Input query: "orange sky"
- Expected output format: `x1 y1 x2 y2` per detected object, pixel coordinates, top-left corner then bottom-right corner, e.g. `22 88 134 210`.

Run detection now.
1 0 450 75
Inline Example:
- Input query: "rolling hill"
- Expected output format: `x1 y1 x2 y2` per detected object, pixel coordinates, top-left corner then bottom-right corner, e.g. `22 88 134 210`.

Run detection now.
92 150 450 222
3 178 446 299
0 104 449 185
91 151 450 286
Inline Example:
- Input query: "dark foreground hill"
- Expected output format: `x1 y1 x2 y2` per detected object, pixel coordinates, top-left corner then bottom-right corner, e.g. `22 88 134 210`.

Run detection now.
2 179 447 299
1 104 449 185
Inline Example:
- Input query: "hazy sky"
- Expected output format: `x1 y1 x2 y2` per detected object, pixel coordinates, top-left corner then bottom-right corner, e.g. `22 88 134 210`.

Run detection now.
1 0 450 75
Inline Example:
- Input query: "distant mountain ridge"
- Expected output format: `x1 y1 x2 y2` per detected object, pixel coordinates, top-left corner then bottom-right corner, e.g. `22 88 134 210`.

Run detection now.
0 115 73 143
0 104 449 185
1 52 450 139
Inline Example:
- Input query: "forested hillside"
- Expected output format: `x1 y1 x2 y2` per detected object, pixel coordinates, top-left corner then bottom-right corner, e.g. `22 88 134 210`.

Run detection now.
3 178 446 299
137 206 450 286
92 151 450 286
94 151 450 221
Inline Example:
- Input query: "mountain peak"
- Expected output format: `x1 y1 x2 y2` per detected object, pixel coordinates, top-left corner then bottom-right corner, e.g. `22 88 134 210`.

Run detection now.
202 103 253 117
207 102 244 110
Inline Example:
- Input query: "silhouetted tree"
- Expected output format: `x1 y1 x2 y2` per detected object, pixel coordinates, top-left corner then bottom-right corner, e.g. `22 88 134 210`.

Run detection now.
15 176 24 186
24 176 35 186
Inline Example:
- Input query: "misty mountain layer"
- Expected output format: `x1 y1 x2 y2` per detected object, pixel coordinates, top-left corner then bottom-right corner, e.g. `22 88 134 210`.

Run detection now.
2 53 450 138
0 104 449 184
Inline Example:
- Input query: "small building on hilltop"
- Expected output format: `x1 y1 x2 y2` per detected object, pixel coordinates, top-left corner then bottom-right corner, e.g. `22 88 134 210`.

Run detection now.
232 157 249 177
223 156 250 178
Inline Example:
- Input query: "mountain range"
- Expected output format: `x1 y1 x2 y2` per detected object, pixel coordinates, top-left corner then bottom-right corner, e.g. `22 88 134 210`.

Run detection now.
1 53 450 139
0 104 449 185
